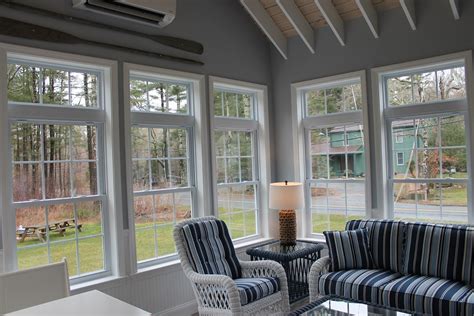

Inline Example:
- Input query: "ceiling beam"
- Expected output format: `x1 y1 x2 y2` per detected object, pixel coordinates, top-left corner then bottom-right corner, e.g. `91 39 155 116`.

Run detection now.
355 0 379 39
400 0 416 30
241 0 288 59
276 0 315 54
314 0 345 46
449 0 460 20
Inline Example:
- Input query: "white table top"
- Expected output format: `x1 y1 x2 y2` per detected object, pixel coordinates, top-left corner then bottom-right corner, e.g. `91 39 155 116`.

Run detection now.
5 290 152 316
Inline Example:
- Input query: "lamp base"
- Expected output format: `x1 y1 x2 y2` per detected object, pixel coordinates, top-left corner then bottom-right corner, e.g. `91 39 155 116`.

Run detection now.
279 209 296 245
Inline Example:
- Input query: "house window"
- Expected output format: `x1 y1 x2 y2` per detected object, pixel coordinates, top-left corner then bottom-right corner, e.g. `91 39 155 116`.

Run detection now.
294 71 370 234
127 70 196 266
376 54 471 225
397 152 404 165
211 78 270 241
395 133 403 143
4 53 114 282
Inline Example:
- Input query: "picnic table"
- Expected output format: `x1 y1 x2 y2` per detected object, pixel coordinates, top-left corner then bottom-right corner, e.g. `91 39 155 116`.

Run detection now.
16 219 82 243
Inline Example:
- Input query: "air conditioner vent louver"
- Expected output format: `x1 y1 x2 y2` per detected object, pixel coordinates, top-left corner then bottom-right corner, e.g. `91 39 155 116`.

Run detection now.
72 0 176 28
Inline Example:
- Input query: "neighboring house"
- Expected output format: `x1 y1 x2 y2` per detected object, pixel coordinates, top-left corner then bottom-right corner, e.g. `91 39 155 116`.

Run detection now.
312 121 420 177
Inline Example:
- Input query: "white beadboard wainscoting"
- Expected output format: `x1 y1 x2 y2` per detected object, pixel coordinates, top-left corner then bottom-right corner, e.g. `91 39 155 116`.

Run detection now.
70 239 270 316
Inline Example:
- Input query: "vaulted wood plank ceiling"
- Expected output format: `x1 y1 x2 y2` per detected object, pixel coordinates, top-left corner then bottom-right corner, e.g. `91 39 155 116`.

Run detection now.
260 0 400 37
241 0 462 59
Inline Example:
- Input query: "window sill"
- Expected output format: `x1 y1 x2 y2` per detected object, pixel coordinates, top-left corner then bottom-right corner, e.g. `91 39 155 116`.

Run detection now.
71 275 126 293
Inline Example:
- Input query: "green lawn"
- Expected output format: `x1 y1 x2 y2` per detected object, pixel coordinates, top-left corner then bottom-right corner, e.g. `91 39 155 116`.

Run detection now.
312 213 361 233
17 211 256 275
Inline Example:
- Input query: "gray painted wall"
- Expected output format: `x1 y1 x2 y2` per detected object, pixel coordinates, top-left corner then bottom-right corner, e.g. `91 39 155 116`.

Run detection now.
270 0 474 208
0 0 273 229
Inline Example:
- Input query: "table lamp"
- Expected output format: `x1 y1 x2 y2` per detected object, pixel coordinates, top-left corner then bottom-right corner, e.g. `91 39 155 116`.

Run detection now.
269 181 304 245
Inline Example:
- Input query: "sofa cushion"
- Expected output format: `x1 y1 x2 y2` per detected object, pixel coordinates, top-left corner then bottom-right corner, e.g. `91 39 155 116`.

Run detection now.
182 219 241 279
403 222 474 286
319 269 402 304
324 228 374 271
381 275 472 315
465 291 474 316
346 219 406 272
235 277 280 306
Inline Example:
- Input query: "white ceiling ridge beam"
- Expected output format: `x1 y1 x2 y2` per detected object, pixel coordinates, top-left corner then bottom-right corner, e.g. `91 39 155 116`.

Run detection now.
241 0 288 59
355 0 379 39
314 0 345 46
400 0 416 30
276 0 315 54
449 0 460 20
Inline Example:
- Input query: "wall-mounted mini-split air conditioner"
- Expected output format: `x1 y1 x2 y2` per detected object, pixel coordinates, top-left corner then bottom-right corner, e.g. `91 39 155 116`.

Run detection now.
72 0 176 28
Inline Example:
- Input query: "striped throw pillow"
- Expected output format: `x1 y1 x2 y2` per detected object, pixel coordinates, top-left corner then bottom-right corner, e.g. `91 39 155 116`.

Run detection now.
324 228 375 271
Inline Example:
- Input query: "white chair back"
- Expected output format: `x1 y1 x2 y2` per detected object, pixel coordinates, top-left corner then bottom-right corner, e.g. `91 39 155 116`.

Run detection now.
0 259 70 314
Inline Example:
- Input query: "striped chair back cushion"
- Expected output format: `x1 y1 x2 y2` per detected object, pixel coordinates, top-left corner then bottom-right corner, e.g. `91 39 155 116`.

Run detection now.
324 228 374 271
182 219 241 279
403 222 474 286
346 219 406 272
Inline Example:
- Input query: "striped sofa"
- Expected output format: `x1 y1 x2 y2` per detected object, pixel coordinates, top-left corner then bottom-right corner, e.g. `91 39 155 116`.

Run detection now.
309 219 474 315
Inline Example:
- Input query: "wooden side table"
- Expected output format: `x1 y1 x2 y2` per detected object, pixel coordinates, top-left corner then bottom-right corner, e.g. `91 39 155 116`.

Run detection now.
246 240 324 304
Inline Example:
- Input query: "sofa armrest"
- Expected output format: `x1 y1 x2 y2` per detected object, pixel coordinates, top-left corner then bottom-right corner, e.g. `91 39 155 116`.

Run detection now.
309 256 331 301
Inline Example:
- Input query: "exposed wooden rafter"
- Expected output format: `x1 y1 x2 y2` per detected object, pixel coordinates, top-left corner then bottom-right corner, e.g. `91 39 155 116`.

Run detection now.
314 0 345 46
276 0 315 54
355 0 379 38
241 0 288 59
400 0 416 30
449 0 460 20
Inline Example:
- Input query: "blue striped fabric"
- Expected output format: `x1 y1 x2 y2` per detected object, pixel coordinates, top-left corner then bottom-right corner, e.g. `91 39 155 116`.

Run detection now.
324 228 374 271
381 275 472 315
234 277 280 306
182 219 241 279
346 219 406 272
318 269 402 304
466 291 474 315
403 223 474 286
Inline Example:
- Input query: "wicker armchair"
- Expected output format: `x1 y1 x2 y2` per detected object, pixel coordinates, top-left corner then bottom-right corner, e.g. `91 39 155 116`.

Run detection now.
174 216 290 315
308 256 331 301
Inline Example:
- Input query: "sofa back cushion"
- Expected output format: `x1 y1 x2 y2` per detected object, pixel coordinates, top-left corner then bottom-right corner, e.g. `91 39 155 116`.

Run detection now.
324 228 374 271
403 222 474 286
182 219 241 279
346 219 406 273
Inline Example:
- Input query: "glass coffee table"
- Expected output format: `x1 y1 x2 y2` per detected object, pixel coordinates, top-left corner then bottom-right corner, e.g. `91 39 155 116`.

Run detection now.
289 295 416 316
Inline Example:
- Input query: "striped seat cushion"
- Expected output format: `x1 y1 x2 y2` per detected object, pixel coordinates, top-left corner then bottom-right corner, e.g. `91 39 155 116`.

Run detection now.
346 219 406 272
235 277 280 306
324 228 374 271
466 291 474 316
403 223 474 286
319 269 402 304
182 219 241 279
381 275 472 315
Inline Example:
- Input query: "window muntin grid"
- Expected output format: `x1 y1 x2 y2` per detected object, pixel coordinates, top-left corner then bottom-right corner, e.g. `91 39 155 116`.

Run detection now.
213 89 254 119
304 83 362 117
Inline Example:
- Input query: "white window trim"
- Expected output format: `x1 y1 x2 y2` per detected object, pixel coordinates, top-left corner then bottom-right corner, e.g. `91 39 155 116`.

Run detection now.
123 63 209 272
371 50 474 224
209 76 271 243
291 70 372 238
396 152 404 166
0 43 124 282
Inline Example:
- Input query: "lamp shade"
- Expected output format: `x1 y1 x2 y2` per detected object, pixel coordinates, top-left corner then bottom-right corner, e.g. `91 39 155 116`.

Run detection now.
269 182 304 210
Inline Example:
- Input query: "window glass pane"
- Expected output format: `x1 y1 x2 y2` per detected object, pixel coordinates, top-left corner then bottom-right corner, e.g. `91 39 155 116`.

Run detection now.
391 113 468 225
8 63 99 108
217 185 257 239
387 66 466 107
309 124 365 234
304 82 361 116
130 77 190 114
214 90 254 119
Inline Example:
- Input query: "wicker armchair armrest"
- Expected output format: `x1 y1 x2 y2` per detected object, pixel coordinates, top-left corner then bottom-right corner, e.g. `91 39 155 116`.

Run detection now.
309 256 331 301
239 260 290 312
187 270 242 312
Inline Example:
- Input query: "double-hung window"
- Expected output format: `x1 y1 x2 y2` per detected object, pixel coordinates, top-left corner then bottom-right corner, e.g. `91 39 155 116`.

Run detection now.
125 65 205 267
374 53 472 224
210 77 270 241
1 47 119 283
292 71 370 235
